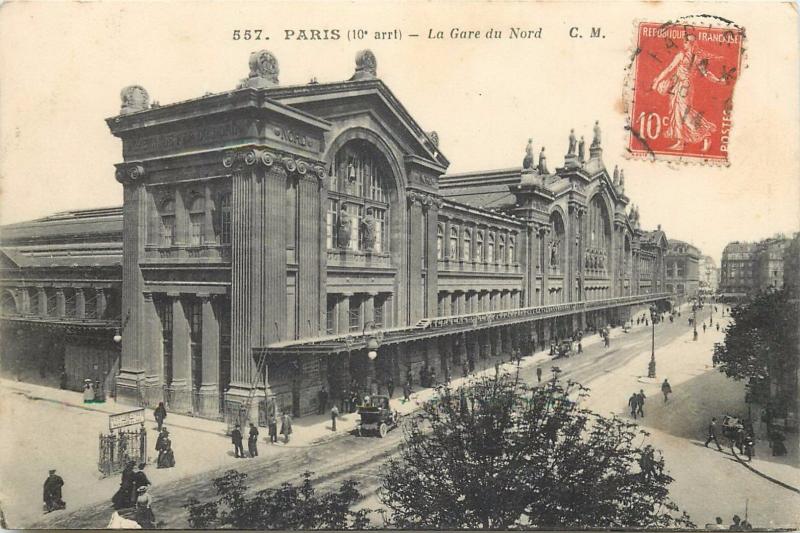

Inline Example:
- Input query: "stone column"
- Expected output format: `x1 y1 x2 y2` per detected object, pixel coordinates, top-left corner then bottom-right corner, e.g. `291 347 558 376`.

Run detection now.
96 288 107 319
540 227 550 306
37 288 47 316
297 174 322 338
199 294 221 418
169 294 192 413
442 292 451 316
407 196 425 323
227 151 290 419
75 288 86 319
142 292 164 406
116 173 149 405
55 289 65 317
364 293 375 325
338 293 352 334
424 202 440 318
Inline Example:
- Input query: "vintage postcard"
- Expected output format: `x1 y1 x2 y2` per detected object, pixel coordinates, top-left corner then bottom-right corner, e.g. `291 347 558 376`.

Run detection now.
0 1 797 531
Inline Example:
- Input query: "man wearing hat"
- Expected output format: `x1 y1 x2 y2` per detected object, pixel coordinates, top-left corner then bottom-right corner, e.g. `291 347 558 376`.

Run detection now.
43 469 66 513
156 429 175 469
231 424 245 458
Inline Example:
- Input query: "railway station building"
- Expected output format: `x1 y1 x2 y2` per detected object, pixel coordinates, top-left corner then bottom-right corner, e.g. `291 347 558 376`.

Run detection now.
0 50 670 422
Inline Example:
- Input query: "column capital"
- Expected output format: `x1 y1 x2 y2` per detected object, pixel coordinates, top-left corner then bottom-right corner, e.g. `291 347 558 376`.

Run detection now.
222 146 327 183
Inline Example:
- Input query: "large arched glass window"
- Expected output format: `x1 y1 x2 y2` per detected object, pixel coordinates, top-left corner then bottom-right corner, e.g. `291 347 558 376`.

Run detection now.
449 226 459 261
462 229 471 262
549 212 566 273
328 140 392 253
160 199 175 246
487 233 495 264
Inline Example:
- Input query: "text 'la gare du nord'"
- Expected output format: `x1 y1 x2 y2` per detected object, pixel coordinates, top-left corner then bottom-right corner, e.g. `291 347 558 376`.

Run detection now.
278 27 553 40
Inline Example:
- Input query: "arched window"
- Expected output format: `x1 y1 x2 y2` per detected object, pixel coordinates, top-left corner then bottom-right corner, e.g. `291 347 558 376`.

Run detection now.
449 226 459 261
329 140 392 253
462 229 472 262
508 236 515 264
549 211 566 273
188 195 205 246
1 291 17 315
218 193 232 245
475 231 484 262
487 233 495 264
498 235 506 264
160 199 175 246
436 225 444 260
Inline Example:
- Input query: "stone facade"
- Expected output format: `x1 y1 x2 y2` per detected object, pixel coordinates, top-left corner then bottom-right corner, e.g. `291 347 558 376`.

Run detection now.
1 50 671 422
664 239 702 302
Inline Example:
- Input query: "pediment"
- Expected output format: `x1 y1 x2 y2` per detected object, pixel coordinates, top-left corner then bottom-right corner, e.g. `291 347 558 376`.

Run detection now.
267 80 449 173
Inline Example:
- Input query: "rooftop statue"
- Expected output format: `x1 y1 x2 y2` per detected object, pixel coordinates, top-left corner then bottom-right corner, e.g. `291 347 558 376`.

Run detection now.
237 50 280 89
523 138 535 170
538 147 549 175
592 120 602 148
578 136 586 162
568 129 577 155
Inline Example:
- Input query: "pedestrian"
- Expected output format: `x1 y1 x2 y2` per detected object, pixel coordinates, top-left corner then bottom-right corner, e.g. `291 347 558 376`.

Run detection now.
703 323 707 333
231 424 245 458
706 517 726 530
280 413 293 444
704 417 723 451
82 379 94 402
387 377 395 399
154 402 167 432
247 422 259 458
157 431 175 468
112 460 135 509
628 392 639 419
155 427 167 453
402 380 411 401
43 469 66 513
636 389 646 417
577 341 583 354
729 515 743 531
406 369 414 390
716 323 720 331
317 386 328 415
661 379 672 403
330 404 339 431
462 360 469 378
130 463 151 506
268 414 278 443
536 367 542 383
134 485 156 529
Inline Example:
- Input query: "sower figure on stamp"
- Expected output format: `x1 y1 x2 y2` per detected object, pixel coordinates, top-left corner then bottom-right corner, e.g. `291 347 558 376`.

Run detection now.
650 34 728 152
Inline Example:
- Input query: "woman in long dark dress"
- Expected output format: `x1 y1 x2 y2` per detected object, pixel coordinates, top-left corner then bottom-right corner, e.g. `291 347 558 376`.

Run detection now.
157 435 175 469
112 461 135 509
130 463 151 506
134 486 156 528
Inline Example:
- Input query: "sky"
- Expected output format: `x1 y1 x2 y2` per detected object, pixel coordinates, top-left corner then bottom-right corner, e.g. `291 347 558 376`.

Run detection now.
1 1 798 264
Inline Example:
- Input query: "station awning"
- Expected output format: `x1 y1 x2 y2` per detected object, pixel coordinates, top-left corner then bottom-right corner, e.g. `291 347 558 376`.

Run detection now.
257 292 670 358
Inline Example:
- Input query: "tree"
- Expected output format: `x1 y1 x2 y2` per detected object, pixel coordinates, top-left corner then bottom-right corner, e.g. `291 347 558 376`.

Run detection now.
185 470 371 529
716 287 799 411
379 371 693 529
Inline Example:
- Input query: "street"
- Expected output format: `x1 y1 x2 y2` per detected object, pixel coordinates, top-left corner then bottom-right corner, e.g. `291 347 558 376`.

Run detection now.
14 305 800 529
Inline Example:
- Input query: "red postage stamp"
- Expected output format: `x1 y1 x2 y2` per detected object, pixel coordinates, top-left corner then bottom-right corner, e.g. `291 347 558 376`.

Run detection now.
627 20 745 164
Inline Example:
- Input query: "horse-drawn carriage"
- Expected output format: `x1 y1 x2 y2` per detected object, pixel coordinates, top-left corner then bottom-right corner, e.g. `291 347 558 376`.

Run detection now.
356 395 399 438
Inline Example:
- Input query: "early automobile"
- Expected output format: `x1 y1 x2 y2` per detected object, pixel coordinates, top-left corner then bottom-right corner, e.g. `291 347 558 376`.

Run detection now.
356 395 399 438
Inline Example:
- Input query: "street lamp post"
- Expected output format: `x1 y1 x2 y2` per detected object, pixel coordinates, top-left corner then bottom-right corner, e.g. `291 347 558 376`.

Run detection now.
692 301 698 341
647 304 657 379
